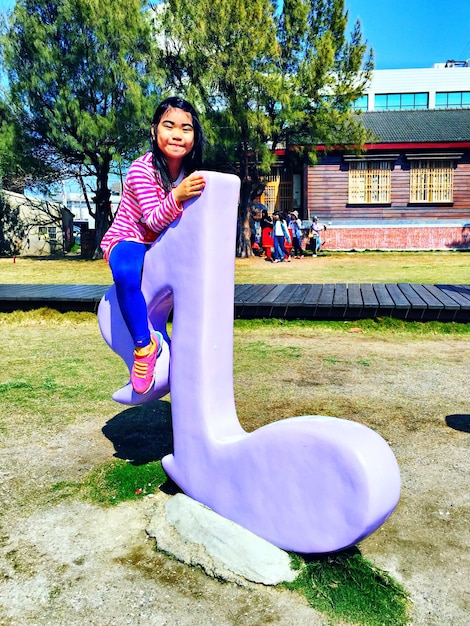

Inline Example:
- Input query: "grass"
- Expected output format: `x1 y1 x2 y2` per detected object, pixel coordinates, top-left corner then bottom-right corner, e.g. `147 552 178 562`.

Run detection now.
51 459 168 505
234 315 470 335
1 249 470 284
286 550 409 626
83 459 168 505
49 442 411 625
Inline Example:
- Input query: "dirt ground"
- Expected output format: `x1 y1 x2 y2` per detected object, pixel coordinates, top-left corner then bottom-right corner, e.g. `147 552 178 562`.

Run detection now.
1 327 469 625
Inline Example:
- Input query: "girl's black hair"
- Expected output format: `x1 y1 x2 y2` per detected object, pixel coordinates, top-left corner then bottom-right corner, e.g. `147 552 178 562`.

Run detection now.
151 96 205 192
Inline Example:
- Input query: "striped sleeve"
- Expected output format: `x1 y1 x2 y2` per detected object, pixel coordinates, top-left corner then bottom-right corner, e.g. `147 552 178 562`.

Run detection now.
125 157 183 233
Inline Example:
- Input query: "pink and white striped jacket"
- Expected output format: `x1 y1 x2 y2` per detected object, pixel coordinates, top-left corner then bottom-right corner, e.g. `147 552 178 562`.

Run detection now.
100 152 183 261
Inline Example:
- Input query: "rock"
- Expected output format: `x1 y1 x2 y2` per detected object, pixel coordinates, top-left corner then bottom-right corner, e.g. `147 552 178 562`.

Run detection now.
146 492 298 587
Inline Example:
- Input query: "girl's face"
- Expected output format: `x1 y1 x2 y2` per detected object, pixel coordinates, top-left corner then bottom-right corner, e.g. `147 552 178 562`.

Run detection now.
152 106 195 168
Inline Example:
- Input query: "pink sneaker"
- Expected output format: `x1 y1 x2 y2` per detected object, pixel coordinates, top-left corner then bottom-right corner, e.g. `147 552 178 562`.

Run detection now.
130 331 163 394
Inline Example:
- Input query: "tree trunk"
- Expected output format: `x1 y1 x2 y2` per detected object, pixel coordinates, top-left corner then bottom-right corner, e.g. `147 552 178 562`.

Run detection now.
92 157 112 260
236 142 254 258
236 176 253 258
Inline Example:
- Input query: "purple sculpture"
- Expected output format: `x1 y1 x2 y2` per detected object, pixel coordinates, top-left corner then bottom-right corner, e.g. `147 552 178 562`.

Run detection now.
98 171 400 553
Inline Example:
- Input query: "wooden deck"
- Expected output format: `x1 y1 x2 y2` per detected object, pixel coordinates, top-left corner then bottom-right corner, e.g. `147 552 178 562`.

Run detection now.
1 283 470 321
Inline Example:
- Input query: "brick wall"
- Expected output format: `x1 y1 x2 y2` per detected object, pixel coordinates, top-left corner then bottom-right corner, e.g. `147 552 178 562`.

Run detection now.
321 225 470 250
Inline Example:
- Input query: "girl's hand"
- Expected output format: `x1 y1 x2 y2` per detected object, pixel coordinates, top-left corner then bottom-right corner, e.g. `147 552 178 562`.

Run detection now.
173 172 206 204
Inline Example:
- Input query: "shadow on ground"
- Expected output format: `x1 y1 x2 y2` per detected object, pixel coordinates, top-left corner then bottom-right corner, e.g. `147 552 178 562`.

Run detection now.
102 400 173 465
445 414 470 433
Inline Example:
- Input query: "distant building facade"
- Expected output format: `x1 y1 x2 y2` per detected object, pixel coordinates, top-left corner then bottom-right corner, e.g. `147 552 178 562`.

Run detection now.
305 62 470 250
354 60 470 112
53 180 122 230
0 190 74 256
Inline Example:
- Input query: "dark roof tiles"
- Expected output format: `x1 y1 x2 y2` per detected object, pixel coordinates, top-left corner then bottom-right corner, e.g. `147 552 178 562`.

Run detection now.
361 109 470 143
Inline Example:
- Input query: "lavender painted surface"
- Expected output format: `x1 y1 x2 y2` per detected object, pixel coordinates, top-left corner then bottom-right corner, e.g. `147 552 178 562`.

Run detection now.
98 171 400 553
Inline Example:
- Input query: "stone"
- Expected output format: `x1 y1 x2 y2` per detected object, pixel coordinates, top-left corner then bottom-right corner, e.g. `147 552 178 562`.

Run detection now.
146 492 298 587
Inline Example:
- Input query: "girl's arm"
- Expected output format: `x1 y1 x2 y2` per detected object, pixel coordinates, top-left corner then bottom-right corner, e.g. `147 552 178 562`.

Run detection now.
127 162 204 234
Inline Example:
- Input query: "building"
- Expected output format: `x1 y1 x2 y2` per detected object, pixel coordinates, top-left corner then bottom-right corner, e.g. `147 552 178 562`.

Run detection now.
355 59 470 112
304 62 470 250
0 190 74 256
53 180 122 230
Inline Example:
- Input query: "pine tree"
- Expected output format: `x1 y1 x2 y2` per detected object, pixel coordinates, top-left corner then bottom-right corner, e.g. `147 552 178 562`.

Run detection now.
2 0 163 256
157 0 373 256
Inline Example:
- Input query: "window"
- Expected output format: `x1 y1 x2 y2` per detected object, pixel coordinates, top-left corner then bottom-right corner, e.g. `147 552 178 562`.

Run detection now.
435 91 470 109
375 92 428 110
353 95 368 111
38 226 58 239
348 161 391 204
260 170 293 213
409 160 453 203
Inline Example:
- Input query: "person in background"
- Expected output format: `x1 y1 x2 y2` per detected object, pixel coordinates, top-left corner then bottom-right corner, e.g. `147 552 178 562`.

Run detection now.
288 210 304 258
100 96 206 394
249 208 262 255
272 211 291 263
310 215 327 256
260 208 273 233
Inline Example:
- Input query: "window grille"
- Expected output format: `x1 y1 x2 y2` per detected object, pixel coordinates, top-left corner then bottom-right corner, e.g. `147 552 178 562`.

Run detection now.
409 160 453 202
261 181 280 212
260 170 293 213
348 161 391 204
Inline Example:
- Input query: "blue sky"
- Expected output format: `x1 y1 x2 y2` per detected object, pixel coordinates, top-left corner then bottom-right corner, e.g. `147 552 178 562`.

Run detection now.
346 0 470 69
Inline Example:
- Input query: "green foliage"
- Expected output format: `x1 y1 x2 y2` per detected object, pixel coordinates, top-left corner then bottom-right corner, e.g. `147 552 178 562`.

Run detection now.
158 0 373 256
285 550 410 626
0 98 61 192
1 0 163 249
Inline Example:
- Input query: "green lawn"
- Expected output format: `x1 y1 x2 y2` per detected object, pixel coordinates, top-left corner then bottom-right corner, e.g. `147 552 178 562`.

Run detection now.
2 250 469 284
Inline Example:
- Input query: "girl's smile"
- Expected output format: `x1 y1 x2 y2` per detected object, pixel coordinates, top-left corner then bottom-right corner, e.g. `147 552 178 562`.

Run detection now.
152 107 195 176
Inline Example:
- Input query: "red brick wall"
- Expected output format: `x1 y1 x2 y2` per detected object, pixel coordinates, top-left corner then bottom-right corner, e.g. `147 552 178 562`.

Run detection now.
322 225 470 250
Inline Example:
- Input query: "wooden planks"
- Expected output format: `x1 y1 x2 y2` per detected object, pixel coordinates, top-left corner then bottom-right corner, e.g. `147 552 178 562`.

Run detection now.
0 283 469 321
235 283 470 322
0 284 109 312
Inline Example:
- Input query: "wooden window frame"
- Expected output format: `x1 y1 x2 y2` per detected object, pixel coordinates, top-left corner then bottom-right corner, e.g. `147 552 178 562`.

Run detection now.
260 169 293 214
409 160 454 203
348 160 391 204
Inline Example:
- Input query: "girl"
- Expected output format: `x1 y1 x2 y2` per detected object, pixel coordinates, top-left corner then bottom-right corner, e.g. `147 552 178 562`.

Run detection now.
288 210 304 258
272 211 291 262
100 97 206 394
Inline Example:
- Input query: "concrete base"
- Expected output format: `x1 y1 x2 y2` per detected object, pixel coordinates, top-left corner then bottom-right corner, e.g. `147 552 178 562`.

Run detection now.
146 492 298 588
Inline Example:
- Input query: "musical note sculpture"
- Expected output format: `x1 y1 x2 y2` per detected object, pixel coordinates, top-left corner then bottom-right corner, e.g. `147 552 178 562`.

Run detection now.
98 171 400 553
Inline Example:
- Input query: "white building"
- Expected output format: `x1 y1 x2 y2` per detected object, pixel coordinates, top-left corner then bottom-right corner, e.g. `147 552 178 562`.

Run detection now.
355 59 470 111
53 180 122 229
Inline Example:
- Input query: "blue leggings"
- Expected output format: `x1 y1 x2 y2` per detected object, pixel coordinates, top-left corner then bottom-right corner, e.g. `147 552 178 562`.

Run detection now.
109 241 151 348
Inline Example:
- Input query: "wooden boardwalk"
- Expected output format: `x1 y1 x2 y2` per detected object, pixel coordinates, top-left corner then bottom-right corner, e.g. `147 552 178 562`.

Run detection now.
1 283 470 322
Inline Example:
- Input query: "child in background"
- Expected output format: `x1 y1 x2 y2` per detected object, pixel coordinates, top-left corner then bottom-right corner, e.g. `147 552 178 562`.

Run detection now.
310 216 327 256
288 210 304 258
100 97 206 394
272 211 291 262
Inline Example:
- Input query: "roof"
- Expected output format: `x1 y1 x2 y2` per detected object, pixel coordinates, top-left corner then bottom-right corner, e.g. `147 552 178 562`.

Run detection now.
361 109 470 143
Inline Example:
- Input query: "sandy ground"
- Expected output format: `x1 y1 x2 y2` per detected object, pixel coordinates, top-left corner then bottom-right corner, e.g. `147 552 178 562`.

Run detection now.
1 329 469 625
